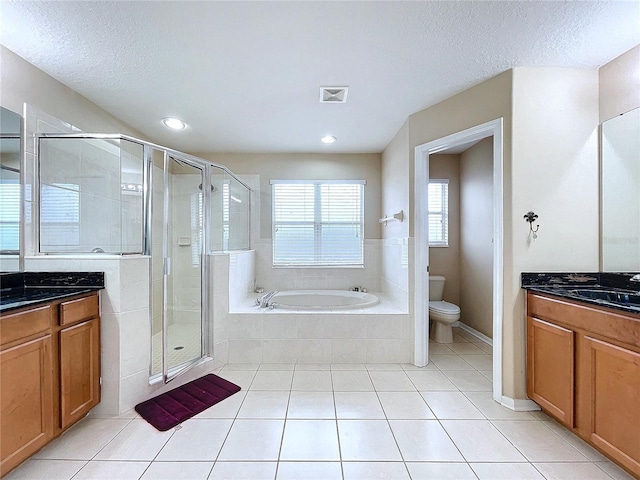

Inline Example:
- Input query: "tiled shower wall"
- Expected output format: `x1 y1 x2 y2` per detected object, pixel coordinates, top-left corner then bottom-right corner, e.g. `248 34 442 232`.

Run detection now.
381 237 411 311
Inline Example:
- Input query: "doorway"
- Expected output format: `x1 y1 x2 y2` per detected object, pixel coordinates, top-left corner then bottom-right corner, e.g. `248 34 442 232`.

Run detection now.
414 118 504 403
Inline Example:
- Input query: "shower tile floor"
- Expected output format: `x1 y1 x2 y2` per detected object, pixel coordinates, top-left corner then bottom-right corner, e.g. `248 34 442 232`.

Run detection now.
6 328 634 480
151 323 202 376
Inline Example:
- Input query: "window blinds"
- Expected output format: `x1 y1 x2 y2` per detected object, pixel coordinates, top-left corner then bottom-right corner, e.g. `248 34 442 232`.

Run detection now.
271 180 364 266
0 181 20 252
428 180 449 246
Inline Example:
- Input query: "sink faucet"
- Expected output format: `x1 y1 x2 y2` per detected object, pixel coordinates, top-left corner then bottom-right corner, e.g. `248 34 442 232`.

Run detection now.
631 274 640 282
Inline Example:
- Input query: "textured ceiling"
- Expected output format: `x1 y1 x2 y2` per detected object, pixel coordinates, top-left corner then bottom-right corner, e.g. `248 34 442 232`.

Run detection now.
1 1 638 153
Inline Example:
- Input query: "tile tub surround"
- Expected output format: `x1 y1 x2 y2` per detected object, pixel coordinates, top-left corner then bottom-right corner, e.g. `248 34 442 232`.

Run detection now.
5 329 634 480
0 271 105 312
521 272 640 314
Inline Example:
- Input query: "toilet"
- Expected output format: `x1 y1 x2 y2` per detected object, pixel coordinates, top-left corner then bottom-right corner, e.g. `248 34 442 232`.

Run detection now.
429 275 461 343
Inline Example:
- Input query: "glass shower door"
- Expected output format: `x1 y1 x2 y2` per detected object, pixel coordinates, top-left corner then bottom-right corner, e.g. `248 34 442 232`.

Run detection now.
162 154 204 382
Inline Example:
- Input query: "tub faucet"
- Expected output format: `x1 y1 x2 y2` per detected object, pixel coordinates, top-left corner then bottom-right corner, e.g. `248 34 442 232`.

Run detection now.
257 291 278 308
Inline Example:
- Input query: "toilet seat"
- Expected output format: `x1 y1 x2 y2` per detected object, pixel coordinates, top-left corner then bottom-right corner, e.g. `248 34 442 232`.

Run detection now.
429 301 460 315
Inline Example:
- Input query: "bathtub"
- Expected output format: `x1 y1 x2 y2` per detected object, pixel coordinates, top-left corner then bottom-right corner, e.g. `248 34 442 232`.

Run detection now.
268 290 379 310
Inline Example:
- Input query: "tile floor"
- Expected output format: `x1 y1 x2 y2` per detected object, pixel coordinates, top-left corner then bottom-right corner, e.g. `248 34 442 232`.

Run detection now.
6 328 635 480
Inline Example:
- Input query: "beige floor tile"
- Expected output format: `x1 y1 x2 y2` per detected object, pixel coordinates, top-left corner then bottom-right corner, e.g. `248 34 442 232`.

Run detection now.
377 391 435 419
331 363 366 370
292 370 333 391
463 391 535 420
259 363 295 371
479 370 493 381
250 371 294 390
294 363 331 370
458 354 493 370
33 418 131 460
338 420 402 461
476 342 494 353
389 420 464 461
407 370 457 391
237 390 290 419
448 342 487 354
279 420 340 461
427 342 453 354
3 459 86 480
276 462 342 479
73 461 150 480
443 370 493 391
493 420 589 462
441 420 526 462
334 392 386 419
406 462 477 480
221 364 260 371
155 419 232 461
595 461 638 480
94 420 174 461
368 371 416 391
421 391 484 419
533 462 613 479
428 354 474 370
193 391 246 419
542 420 609 461
331 370 374 391
342 461 410 479
208 462 277 480
217 419 285 461
470 462 544 479
365 363 403 370
217 370 257 390
287 391 335 419
141 461 213 479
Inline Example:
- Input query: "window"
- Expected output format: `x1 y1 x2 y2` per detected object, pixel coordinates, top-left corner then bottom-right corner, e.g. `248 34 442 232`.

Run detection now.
0 177 20 253
40 183 80 249
428 180 449 247
271 180 364 266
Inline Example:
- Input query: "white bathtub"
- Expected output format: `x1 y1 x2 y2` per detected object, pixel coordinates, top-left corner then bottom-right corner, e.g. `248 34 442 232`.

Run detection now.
268 290 379 310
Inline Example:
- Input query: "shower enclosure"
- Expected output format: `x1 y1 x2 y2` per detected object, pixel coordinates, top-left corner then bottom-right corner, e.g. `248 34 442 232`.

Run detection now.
38 134 250 384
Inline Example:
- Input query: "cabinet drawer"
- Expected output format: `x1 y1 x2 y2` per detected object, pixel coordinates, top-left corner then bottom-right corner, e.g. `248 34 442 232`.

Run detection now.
60 295 99 327
0 305 52 347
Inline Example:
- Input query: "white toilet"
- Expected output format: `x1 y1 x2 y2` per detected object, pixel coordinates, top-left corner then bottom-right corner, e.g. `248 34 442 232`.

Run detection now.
429 275 461 343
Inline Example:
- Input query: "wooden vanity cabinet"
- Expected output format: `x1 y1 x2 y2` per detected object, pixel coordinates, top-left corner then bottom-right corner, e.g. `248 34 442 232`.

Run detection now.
526 292 640 477
0 292 100 477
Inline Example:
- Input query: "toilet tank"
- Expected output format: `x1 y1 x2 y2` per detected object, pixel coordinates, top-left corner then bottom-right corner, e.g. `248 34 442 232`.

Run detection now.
429 275 446 301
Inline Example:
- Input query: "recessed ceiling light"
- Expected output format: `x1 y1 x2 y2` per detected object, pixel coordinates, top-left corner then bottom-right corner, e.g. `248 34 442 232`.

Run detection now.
321 135 337 144
162 117 186 130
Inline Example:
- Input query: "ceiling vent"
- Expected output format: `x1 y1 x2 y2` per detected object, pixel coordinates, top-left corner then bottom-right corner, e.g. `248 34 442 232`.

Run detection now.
320 86 348 103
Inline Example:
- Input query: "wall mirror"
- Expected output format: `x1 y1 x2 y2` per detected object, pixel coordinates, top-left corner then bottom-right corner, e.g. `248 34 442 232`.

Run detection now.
601 107 640 272
0 106 22 272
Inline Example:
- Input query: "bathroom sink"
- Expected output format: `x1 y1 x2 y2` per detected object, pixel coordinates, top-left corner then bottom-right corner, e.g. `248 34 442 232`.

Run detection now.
568 289 640 307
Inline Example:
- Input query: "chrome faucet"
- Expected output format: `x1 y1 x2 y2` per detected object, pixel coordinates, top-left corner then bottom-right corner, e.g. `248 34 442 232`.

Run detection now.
256 291 278 308
631 274 640 282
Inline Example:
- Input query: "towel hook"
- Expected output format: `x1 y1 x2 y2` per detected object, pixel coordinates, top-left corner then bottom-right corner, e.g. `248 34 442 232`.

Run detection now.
524 211 539 238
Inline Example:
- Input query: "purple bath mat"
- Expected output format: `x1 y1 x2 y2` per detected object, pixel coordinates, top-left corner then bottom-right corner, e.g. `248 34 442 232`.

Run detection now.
135 374 241 431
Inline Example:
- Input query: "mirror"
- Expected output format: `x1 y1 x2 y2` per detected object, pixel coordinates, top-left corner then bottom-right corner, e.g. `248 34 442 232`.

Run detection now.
601 107 640 272
0 106 22 272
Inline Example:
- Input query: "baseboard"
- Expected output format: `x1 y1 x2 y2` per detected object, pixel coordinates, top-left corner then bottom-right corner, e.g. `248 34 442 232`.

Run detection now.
501 395 541 412
456 322 493 346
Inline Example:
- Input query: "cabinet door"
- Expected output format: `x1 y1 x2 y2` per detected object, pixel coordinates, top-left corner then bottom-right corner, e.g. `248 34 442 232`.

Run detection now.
60 318 100 429
527 316 574 426
585 336 640 477
0 336 54 476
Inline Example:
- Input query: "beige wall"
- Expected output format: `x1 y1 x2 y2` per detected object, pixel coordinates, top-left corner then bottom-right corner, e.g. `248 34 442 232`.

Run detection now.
429 154 460 306
599 45 640 122
460 138 493 338
195 152 382 240
380 120 410 239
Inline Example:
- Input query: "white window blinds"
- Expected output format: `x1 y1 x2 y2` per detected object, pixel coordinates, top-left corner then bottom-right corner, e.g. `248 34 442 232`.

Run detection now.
0 180 20 252
272 180 365 266
428 180 449 247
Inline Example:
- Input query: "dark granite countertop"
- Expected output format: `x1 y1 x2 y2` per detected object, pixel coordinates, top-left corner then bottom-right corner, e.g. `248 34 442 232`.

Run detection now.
0 272 105 313
521 272 640 315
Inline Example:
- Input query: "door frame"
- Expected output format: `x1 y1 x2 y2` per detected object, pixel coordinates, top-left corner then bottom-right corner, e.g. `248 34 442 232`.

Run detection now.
414 118 504 403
